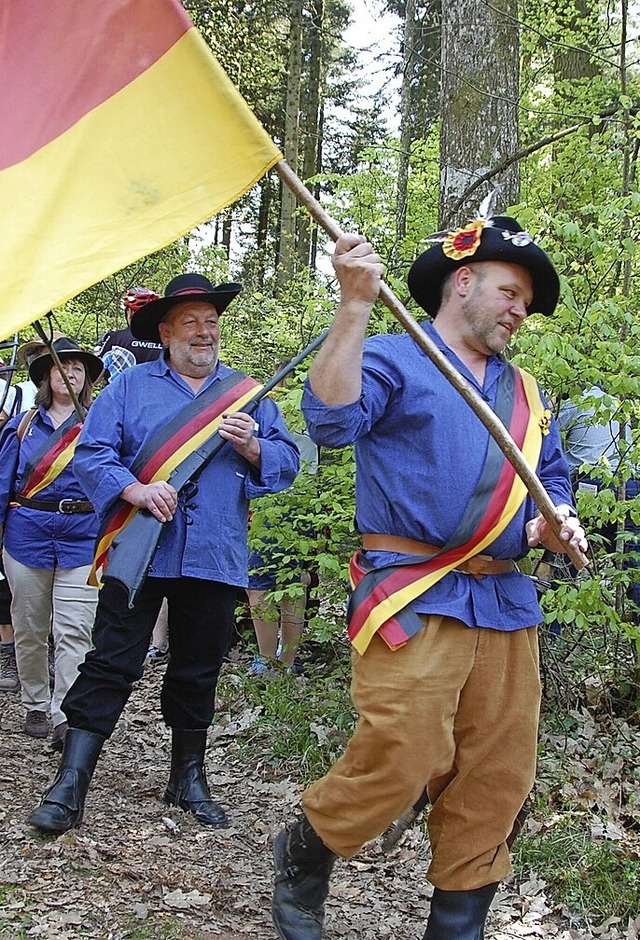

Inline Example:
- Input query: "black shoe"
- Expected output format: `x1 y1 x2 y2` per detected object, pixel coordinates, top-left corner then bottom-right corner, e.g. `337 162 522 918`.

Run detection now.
164 728 228 827
423 883 499 940
27 728 105 834
272 815 336 940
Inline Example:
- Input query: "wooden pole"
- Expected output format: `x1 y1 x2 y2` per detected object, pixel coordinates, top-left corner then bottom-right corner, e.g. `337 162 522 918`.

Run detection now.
33 319 87 421
274 159 588 570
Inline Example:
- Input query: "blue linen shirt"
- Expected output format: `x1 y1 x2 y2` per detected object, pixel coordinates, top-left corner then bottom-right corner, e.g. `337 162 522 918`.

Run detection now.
0 408 99 568
74 355 300 587
301 322 573 631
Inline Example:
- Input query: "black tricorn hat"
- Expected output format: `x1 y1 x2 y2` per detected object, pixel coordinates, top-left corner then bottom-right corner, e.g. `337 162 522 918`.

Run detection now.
29 337 104 386
130 273 242 342
408 216 560 317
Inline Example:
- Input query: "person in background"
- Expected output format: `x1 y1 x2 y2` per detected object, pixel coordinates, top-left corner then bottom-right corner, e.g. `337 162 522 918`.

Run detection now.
95 286 163 382
247 367 320 678
0 336 61 693
146 599 170 665
246 542 310 677
271 218 587 940
557 384 639 615
0 338 103 750
0 333 64 428
0 556 19 693
26 273 299 835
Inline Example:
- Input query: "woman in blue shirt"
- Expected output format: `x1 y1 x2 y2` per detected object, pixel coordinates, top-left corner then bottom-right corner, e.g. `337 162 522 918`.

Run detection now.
0 337 102 751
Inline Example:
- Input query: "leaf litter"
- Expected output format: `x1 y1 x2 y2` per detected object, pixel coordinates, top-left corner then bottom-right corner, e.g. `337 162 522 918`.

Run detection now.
0 661 638 939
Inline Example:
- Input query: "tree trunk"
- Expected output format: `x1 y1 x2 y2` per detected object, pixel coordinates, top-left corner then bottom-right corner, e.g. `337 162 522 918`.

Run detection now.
395 0 418 258
298 0 325 271
277 0 304 289
439 0 520 226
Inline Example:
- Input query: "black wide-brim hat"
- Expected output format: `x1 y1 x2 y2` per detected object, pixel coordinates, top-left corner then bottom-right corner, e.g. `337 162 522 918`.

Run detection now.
130 273 242 342
29 337 104 386
408 216 560 317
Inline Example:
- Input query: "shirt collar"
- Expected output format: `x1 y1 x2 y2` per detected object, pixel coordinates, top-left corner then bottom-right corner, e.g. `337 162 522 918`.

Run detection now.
423 320 507 392
149 352 233 387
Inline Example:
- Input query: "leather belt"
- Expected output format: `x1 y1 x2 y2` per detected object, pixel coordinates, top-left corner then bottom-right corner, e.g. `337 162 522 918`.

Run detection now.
12 493 94 514
361 533 517 577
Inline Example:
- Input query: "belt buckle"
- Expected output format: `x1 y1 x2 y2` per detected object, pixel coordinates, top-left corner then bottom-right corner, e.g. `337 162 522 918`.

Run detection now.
464 555 493 577
58 499 75 514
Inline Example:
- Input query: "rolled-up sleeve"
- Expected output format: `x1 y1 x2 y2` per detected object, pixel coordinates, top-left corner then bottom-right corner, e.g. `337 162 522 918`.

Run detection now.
244 397 300 498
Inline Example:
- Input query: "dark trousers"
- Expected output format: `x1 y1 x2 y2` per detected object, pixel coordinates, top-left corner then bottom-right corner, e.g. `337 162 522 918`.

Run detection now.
62 576 238 737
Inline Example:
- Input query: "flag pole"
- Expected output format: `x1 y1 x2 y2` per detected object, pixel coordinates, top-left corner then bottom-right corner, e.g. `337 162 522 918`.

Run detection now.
274 159 588 571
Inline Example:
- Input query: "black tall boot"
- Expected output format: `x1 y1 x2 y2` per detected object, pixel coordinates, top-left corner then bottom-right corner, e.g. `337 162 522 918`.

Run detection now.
26 728 105 834
272 813 337 940
163 728 227 826
423 883 499 940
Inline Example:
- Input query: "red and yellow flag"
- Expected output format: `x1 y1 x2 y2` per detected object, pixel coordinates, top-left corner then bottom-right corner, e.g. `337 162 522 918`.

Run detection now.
0 0 282 340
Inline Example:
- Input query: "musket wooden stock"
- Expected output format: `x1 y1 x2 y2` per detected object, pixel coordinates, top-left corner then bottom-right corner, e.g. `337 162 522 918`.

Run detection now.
274 160 588 571
103 329 328 607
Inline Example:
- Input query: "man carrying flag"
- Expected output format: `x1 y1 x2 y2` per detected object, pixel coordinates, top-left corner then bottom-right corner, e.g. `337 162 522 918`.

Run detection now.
272 218 588 939
27 274 299 834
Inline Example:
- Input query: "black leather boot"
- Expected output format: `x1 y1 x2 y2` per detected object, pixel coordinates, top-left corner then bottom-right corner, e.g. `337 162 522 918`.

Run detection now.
272 813 337 940
423 883 499 939
164 728 228 826
27 728 105 834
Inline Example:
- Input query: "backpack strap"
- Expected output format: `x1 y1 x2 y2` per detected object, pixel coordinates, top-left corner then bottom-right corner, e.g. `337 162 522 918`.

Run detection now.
12 385 23 417
17 408 37 442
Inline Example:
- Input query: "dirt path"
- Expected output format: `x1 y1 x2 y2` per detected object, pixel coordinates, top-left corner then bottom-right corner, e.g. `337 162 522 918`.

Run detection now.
0 664 630 939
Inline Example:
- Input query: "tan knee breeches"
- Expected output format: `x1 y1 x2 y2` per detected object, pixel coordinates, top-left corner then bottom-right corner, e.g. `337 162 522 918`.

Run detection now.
302 614 541 890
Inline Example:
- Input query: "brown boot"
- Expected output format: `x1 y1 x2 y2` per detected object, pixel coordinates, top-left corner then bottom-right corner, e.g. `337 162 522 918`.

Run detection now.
24 710 49 738
0 643 19 692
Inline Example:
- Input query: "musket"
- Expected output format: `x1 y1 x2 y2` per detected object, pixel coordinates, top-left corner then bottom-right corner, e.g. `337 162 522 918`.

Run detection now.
380 788 429 852
274 160 589 572
380 789 529 852
104 329 328 608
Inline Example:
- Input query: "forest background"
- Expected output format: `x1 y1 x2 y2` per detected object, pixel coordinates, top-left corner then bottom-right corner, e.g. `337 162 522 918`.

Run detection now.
3 0 640 929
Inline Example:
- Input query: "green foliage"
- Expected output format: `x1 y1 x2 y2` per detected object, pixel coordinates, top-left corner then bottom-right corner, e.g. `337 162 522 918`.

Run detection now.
513 815 639 920
248 377 357 638
512 699 640 922
220 645 356 782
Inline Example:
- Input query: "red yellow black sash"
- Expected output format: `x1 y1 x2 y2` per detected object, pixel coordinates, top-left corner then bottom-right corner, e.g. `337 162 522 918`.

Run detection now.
12 413 82 501
347 364 546 654
90 371 261 585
